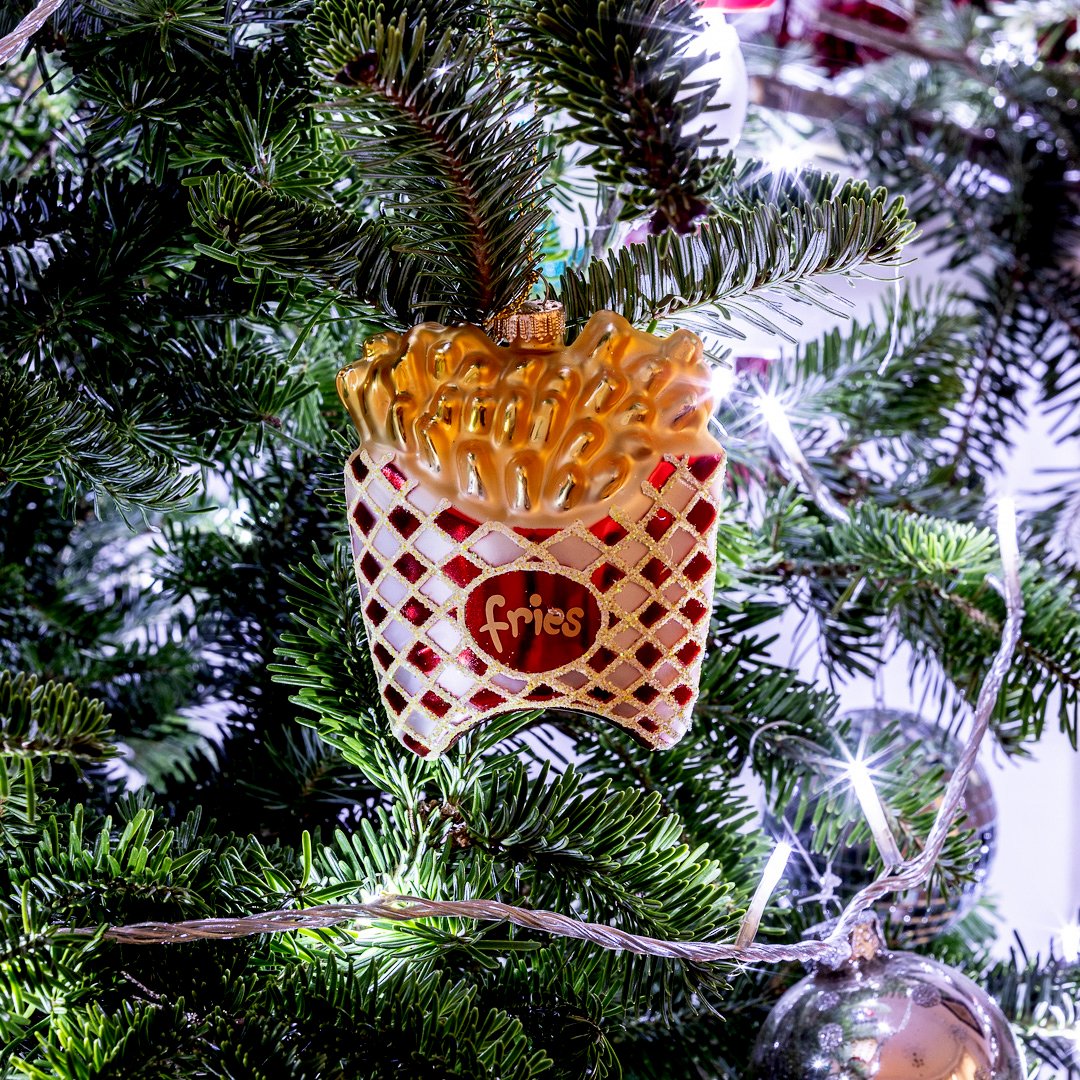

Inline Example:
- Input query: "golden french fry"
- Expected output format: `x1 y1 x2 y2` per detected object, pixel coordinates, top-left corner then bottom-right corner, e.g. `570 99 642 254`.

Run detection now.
336 313 722 526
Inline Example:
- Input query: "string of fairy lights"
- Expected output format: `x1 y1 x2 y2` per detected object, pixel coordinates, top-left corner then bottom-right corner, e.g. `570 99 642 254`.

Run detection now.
0 0 65 63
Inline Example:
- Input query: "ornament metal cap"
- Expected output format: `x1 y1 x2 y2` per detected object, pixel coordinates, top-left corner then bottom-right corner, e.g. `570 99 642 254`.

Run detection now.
488 299 566 351
847 912 886 964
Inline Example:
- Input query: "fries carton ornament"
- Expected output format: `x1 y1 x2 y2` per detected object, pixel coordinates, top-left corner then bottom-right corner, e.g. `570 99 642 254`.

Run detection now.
337 302 726 757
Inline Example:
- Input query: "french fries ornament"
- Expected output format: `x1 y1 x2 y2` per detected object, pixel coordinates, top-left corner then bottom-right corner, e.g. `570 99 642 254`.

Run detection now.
337 302 726 757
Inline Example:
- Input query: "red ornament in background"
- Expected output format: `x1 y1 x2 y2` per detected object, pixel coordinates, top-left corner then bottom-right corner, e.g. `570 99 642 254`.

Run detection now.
700 0 778 12
734 355 773 379
770 0 910 74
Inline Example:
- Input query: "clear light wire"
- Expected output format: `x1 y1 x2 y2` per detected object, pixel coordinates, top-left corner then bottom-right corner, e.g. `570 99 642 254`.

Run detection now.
0 0 66 63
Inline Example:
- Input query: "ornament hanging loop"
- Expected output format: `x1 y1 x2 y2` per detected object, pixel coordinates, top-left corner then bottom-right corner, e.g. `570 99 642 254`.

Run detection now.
487 298 566 350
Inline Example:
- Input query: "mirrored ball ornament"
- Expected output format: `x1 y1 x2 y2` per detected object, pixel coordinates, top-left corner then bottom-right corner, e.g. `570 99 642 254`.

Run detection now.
750 925 1025 1080
785 708 997 944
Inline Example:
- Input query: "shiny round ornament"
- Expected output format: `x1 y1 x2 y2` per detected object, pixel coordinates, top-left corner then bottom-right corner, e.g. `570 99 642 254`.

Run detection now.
786 709 997 944
750 925 1025 1079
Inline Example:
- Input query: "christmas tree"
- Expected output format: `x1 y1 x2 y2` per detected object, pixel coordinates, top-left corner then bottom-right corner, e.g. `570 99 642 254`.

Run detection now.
1 0 1078 1075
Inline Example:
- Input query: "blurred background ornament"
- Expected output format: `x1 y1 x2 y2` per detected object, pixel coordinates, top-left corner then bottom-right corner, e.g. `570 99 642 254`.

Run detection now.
683 6 750 149
700 0 779 14
768 0 911 73
749 919 1026 1079
782 708 998 944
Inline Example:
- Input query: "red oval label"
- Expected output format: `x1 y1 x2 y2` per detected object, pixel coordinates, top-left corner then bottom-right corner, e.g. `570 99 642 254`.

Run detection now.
464 570 602 674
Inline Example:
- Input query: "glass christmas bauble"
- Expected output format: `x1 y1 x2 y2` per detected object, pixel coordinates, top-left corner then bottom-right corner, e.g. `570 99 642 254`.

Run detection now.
750 926 1025 1079
337 306 727 757
784 708 997 944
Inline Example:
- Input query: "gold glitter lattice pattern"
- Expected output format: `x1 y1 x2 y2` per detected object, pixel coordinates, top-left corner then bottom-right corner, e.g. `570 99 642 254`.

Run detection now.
346 448 725 757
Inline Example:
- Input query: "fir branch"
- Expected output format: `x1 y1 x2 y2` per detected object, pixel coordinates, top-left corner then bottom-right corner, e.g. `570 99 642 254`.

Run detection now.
12 801 277 926
270 546 432 800
981 945 1080 1077
0 173 78 287
0 908 104 1051
1027 266 1080 440
701 641 835 752
306 2 548 321
707 159 861 218
0 761 42 847
174 78 345 199
0 670 115 763
187 172 428 325
0 368 197 515
462 761 747 1011
731 286 975 450
148 323 318 457
927 565 1080 751
557 180 914 336
831 504 998 587
481 957 619 1079
89 0 232 67
942 267 1026 478
510 0 717 233
467 762 734 933
267 965 553 1079
10 1000 214 1080
755 501 1080 750
774 716 981 896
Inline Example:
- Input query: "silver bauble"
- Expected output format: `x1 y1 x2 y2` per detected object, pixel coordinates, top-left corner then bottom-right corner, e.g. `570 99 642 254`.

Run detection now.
785 708 997 944
750 923 1025 1079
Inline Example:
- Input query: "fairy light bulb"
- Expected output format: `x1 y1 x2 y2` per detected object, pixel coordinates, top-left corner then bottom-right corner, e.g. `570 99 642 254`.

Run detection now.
1060 921 1080 964
757 391 847 521
997 496 1020 583
846 758 904 869
736 840 793 948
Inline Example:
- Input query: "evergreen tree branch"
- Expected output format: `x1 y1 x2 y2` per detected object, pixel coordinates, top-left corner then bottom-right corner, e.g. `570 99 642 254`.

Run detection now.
12 801 279 926
0 908 105 1053
0 368 197 515
942 268 1025 478
756 502 1080 751
557 181 914 336
187 172 427 325
719 285 976 504
306 1 548 320
270 546 433 800
508 0 718 233
981 945 1080 1077
465 763 740 939
0 670 115 762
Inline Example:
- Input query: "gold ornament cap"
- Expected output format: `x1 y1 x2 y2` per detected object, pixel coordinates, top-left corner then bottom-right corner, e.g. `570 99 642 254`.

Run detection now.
488 299 566 351
847 914 886 965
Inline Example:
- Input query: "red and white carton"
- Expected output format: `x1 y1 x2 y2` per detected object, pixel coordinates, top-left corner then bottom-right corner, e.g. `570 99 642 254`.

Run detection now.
338 309 726 757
